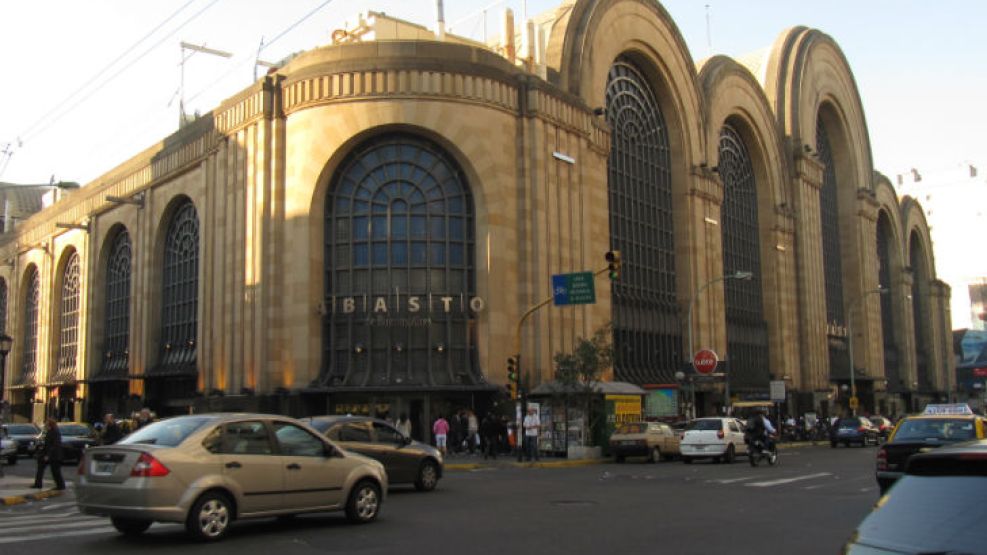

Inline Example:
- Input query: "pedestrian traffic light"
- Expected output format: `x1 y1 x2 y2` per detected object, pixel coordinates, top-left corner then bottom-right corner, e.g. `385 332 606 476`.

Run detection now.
507 356 519 399
605 250 622 280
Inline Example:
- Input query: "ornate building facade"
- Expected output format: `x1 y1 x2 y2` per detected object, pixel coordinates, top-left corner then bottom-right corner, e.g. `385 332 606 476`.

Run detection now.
0 0 952 432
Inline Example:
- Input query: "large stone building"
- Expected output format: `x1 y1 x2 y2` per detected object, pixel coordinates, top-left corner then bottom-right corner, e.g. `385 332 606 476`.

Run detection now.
0 0 952 432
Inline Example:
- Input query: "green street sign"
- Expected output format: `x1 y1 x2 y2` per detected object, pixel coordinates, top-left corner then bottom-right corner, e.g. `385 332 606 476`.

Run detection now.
552 272 596 306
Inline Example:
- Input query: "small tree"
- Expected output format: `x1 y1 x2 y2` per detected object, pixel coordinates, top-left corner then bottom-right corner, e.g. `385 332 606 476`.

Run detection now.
553 325 613 447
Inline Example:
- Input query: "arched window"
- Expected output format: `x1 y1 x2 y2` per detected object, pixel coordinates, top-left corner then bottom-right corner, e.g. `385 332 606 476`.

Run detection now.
101 229 132 377
817 117 847 375
323 134 477 387
605 56 680 384
17 265 40 386
877 213 899 389
719 124 768 391
910 232 932 389
156 199 199 374
0 277 7 336
53 250 81 383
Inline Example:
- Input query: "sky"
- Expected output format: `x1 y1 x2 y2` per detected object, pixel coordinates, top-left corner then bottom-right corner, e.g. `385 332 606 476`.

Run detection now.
1 0 985 186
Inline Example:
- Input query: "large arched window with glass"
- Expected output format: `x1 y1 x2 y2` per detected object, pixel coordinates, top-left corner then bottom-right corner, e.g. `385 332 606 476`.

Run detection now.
910 232 932 390
16 265 40 386
877 212 900 391
817 117 848 376
604 56 680 384
155 199 199 375
322 134 477 387
100 228 132 377
718 123 769 392
0 277 7 336
53 250 81 384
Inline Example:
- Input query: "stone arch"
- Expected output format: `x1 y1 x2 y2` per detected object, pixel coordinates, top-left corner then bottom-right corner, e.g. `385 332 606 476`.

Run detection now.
90 224 132 375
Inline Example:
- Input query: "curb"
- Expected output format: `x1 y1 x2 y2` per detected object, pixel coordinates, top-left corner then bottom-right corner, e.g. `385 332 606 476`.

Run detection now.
446 458 605 471
0 488 64 506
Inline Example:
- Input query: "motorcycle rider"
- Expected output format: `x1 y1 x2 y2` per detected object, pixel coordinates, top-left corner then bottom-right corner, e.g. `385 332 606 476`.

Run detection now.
746 407 777 454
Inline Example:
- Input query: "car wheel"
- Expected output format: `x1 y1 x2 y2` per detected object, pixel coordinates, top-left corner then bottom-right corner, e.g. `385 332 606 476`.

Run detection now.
615 454 625 463
6 454 16 465
724 445 736 464
650 447 661 463
112 517 152 536
414 460 440 492
682 456 693 464
346 480 382 524
830 441 837 448
186 491 233 542
749 452 758 467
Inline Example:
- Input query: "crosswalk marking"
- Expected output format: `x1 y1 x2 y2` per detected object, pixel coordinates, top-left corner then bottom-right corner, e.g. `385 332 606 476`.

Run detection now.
745 472 832 488
707 476 756 484
0 516 105 532
0 526 119 544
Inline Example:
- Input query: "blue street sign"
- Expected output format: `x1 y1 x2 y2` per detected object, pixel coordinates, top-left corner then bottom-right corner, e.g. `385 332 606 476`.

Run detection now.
552 272 596 306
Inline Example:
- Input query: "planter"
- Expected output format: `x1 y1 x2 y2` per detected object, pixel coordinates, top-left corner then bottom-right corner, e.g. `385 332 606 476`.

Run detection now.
566 445 602 460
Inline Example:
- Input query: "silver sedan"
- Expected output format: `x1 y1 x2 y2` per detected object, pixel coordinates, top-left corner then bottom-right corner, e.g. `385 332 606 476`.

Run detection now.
75 413 388 541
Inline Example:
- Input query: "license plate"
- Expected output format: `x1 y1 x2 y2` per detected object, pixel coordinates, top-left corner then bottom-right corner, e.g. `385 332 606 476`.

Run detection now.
694 445 705 450
621 440 635 446
94 461 116 475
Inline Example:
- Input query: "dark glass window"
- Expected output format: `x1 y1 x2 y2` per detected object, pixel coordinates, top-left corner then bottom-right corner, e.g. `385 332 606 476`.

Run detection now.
718 124 769 392
910 233 931 388
818 118 848 375
156 199 199 375
877 213 899 387
0 277 7 336
101 229 132 377
605 56 680 384
18 266 40 386
323 135 477 387
54 251 81 383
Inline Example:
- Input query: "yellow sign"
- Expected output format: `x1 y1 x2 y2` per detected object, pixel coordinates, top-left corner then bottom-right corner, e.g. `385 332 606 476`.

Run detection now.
849 396 859 409
606 394 642 424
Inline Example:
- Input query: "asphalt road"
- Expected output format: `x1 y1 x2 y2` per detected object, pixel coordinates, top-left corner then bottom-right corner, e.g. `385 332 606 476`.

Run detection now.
0 444 879 554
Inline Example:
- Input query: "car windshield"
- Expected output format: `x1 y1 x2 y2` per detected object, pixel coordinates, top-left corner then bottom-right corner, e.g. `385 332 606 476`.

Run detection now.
616 423 646 434
304 419 334 434
7 424 38 434
119 416 214 447
894 419 976 442
838 419 860 429
59 424 93 436
687 419 722 431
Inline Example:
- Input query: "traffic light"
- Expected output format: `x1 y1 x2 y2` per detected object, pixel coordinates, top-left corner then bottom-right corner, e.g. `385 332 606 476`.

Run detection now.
507 356 519 399
605 250 622 280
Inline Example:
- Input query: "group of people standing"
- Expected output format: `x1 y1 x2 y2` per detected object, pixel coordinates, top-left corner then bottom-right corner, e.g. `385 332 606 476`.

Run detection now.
431 407 542 461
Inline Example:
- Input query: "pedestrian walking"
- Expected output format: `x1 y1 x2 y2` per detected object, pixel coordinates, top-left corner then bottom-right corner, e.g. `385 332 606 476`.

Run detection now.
33 418 66 490
134 407 154 430
433 414 450 455
100 413 123 445
467 410 479 454
523 407 540 461
481 413 500 460
396 413 412 438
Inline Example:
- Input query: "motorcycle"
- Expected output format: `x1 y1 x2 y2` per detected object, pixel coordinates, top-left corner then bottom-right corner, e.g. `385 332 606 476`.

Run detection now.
747 434 778 467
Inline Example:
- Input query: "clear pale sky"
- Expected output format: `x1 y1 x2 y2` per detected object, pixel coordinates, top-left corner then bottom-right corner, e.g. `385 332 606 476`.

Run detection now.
1 0 984 186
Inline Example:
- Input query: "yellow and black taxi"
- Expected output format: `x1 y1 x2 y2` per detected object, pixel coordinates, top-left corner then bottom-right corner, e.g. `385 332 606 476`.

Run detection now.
875 403 987 494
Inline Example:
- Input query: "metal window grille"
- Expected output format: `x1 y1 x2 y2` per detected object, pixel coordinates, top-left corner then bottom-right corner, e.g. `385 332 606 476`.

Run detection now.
817 118 848 375
156 200 199 375
322 135 477 387
605 57 681 384
718 124 769 390
101 229 132 377
54 251 81 383
18 266 39 385
877 213 899 385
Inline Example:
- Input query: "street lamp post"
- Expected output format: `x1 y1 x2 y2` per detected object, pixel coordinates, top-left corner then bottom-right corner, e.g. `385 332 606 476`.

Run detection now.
686 271 753 413
674 370 695 420
846 287 888 417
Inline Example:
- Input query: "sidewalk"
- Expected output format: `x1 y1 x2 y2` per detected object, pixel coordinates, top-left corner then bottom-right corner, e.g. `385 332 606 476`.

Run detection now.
0 474 67 506
443 451 605 471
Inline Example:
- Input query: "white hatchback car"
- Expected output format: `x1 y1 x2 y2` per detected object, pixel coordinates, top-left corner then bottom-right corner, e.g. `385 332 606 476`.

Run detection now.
680 417 748 464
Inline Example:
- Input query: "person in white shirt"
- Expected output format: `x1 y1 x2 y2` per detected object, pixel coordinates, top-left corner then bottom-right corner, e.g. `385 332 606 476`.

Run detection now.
522 407 540 461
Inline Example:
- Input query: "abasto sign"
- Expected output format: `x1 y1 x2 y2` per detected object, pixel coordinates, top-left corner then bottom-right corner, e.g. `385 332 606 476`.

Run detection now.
325 293 486 327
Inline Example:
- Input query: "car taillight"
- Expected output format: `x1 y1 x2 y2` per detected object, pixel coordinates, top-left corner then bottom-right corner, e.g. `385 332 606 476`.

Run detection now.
876 447 887 471
717 430 724 439
680 433 685 441
858 426 866 433
131 452 170 477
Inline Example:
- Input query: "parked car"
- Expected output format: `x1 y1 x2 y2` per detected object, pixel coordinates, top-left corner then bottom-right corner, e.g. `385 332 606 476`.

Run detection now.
875 403 986 494
846 439 987 554
2 423 41 458
55 422 99 463
76 413 387 541
609 421 681 463
1 429 17 465
302 415 443 491
830 416 880 447
680 417 748 464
